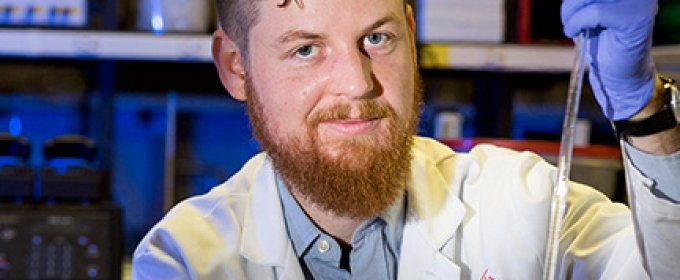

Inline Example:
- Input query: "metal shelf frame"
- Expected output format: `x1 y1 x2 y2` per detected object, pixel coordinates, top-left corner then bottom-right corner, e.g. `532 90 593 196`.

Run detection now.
0 28 213 62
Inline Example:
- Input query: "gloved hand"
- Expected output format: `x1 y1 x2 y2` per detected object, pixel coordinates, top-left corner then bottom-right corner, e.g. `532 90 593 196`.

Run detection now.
561 0 658 121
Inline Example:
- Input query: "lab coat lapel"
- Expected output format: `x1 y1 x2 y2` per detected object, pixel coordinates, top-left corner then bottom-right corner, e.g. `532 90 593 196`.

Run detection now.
239 155 304 279
398 146 467 279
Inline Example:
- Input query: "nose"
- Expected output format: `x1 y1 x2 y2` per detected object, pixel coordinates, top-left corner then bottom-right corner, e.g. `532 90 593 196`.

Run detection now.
327 47 376 99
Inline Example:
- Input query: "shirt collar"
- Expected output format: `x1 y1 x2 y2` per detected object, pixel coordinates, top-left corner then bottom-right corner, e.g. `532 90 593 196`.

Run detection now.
276 175 406 257
377 190 406 252
277 175 322 257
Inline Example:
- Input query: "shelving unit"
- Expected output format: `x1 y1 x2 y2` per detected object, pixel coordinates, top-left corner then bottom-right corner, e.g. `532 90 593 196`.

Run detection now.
4 28 678 75
0 28 213 62
0 28 577 71
419 43 574 72
6 27 679 154
9 27 680 141
420 42 680 76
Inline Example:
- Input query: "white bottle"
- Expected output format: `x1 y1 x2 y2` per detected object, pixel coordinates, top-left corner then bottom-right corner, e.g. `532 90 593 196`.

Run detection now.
434 111 464 140
136 0 210 33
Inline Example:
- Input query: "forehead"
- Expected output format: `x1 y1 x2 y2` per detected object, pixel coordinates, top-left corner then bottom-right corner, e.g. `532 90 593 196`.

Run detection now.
250 0 407 39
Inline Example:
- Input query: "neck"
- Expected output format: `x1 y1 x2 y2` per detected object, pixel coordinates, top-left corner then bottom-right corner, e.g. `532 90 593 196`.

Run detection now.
290 189 368 245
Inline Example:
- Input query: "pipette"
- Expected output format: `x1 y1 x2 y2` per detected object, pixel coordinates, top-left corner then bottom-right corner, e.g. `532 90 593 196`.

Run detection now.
542 32 588 280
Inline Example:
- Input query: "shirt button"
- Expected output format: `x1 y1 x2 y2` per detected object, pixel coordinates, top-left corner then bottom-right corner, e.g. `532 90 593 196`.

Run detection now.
317 240 330 253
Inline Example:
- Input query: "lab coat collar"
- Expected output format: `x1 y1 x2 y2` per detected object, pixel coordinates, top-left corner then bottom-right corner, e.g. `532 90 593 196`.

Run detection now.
239 155 303 279
398 138 467 278
406 138 466 247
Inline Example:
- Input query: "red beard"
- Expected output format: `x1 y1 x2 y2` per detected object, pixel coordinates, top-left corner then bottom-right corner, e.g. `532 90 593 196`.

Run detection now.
245 73 422 219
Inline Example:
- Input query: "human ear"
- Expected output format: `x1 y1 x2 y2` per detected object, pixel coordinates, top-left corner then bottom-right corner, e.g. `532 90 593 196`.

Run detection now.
212 30 247 101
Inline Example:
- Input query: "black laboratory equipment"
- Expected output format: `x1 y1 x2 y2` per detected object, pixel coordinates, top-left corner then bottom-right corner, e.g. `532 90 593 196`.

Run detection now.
0 134 122 280
39 135 105 202
0 133 33 200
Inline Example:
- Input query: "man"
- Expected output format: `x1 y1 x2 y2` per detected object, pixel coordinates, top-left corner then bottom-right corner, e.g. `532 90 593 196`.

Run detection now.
132 0 680 279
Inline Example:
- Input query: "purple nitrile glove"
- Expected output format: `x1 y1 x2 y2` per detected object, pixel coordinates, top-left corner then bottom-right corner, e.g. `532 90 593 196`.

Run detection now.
561 0 658 121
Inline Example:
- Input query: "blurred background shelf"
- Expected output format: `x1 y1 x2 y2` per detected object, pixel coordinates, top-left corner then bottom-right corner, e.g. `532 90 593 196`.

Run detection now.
1 29 574 71
419 43 574 72
420 43 680 74
0 28 572 71
4 28 680 75
0 28 213 62
651 44 680 75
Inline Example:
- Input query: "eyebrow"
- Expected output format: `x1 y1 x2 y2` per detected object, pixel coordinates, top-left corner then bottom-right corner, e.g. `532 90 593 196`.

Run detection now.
275 30 326 46
360 13 400 36
273 13 401 46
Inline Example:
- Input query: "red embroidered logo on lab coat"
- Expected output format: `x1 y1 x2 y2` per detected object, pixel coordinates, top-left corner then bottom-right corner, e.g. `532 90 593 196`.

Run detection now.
480 269 495 280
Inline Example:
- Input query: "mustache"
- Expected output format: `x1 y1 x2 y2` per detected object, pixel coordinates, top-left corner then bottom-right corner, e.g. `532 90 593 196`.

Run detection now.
309 100 394 125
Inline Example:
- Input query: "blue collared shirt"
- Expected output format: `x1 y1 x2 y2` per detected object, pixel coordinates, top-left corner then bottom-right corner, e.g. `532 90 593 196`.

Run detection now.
277 176 406 280
625 142 680 202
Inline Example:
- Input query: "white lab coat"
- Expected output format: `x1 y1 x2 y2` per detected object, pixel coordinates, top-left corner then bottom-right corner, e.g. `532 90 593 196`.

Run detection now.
132 137 680 279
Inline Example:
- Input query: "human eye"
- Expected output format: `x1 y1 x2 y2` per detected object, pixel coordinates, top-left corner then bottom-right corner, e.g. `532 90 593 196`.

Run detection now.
294 44 319 59
363 32 390 47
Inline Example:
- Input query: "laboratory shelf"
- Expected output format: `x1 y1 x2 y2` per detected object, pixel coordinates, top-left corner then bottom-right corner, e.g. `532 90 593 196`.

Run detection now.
0 28 213 62
420 43 680 76
651 44 680 74
0 28 577 71
419 43 575 73
3 28 680 74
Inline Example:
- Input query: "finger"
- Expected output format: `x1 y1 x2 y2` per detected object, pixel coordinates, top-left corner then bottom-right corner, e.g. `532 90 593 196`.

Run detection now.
563 4 604 38
563 0 657 37
561 0 618 27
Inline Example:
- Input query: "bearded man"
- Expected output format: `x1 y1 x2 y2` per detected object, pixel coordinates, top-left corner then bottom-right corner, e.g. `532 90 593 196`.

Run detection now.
132 0 680 279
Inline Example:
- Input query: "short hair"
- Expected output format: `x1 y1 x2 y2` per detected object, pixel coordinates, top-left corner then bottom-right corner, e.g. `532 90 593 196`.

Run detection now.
214 0 408 62
214 0 260 60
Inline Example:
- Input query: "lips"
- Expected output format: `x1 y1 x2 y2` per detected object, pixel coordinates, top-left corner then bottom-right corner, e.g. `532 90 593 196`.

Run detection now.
319 118 381 136
310 100 392 137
